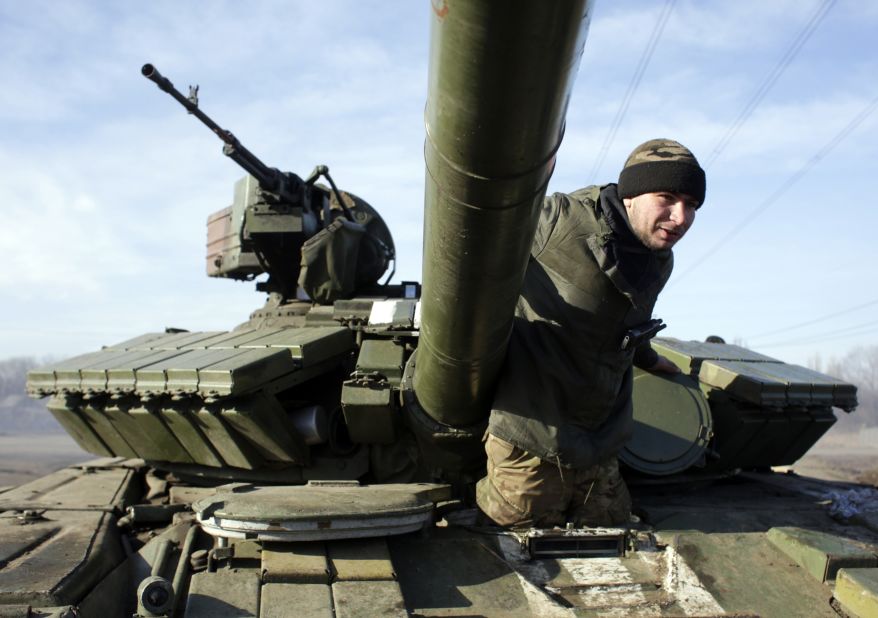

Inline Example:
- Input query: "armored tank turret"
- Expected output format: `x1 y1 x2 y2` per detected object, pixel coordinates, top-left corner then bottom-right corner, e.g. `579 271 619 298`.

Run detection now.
5 2 877 617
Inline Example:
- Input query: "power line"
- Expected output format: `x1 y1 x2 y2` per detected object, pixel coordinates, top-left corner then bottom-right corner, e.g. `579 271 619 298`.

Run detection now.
756 319 878 349
670 92 878 286
704 0 835 170
747 298 878 341
586 0 676 184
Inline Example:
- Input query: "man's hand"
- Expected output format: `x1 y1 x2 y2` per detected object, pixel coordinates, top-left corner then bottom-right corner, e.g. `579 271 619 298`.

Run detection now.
647 354 680 374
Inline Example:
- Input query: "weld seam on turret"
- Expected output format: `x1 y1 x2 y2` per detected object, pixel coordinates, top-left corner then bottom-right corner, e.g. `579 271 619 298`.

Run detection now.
416 328 512 368
423 125 565 210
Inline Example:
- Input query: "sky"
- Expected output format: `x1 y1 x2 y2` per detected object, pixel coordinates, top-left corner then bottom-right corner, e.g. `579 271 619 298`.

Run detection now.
1 0 876 371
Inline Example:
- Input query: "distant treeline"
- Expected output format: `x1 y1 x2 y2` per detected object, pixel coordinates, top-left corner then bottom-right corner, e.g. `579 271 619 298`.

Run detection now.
0 357 63 434
814 345 878 431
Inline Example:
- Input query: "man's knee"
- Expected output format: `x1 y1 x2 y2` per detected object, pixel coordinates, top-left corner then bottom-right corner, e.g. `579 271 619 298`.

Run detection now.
570 457 631 527
476 434 569 528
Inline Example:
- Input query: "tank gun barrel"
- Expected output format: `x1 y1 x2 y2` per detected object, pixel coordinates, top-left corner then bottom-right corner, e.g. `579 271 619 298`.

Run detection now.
141 63 303 204
412 0 593 427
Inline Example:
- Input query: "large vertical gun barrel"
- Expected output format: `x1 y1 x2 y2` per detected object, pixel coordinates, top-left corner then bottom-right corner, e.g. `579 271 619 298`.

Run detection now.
412 0 593 427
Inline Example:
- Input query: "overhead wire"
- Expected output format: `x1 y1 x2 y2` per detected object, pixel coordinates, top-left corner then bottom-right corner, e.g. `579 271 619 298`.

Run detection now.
755 319 878 349
669 92 878 286
668 0 850 287
670 1 874 357
747 298 878 341
586 0 676 184
703 0 836 170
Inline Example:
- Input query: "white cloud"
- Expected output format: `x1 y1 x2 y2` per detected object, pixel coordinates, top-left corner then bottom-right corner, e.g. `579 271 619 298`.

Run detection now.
0 156 149 300
0 0 876 366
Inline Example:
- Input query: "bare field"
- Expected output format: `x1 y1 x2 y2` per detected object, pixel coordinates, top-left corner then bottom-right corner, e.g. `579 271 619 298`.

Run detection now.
0 433 90 487
783 427 878 486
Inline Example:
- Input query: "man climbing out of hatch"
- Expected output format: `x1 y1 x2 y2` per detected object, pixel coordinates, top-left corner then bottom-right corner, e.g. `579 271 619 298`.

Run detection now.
476 139 706 528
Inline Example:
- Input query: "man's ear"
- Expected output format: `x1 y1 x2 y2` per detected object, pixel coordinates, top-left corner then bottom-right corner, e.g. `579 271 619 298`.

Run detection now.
623 197 633 210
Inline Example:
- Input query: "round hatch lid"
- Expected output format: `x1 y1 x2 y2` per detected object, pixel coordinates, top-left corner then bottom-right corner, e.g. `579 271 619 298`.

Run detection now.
193 481 449 542
620 370 713 476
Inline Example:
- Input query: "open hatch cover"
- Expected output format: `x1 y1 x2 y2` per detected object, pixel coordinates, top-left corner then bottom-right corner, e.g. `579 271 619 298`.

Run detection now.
193 481 451 542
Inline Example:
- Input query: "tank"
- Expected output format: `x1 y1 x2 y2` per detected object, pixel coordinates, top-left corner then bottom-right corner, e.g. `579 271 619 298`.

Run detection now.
5 2 877 617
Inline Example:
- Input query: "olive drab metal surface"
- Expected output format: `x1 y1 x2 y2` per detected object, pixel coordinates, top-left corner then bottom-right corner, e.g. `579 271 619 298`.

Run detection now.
28 327 355 469
642 337 853 473
0 461 138 607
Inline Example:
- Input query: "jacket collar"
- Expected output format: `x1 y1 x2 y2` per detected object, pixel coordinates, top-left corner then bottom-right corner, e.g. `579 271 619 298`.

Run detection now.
584 184 673 309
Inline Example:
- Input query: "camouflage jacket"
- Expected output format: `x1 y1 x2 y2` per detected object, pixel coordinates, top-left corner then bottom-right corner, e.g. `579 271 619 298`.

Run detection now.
487 184 673 469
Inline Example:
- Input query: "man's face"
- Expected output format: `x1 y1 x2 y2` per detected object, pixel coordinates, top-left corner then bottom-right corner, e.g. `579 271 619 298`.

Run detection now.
622 191 698 250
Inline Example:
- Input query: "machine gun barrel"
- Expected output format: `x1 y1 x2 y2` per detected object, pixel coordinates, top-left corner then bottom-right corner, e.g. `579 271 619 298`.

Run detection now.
141 63 298 201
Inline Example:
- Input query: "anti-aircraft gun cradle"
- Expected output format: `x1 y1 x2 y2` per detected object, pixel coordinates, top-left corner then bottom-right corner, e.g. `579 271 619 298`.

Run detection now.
6 2 878 617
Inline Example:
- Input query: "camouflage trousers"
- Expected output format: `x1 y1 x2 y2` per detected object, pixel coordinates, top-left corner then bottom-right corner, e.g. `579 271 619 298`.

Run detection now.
475 433 631 529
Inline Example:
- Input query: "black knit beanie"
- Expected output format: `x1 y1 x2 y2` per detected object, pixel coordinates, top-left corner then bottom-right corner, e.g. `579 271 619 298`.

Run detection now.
617 139 706 207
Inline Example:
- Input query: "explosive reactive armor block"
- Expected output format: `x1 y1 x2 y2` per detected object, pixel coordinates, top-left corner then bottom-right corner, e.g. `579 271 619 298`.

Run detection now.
620 338 857 476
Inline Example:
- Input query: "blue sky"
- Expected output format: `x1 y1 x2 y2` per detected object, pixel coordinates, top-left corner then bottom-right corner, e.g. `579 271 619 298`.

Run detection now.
1 0 876 370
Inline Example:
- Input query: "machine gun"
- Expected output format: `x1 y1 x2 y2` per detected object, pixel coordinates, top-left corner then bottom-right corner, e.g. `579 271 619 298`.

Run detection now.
142 63 315 209
141 64 394 304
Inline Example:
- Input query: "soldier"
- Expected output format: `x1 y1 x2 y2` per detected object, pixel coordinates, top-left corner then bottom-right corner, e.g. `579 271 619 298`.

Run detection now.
476 139 706 528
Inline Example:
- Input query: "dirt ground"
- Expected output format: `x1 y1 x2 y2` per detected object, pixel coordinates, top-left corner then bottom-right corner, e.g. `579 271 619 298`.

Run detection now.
780 425 878 486
0 433 90 488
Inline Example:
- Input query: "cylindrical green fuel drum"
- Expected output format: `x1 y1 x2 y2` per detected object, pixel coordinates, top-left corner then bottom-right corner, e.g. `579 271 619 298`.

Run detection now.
413 0 594 427
620 370 714 476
